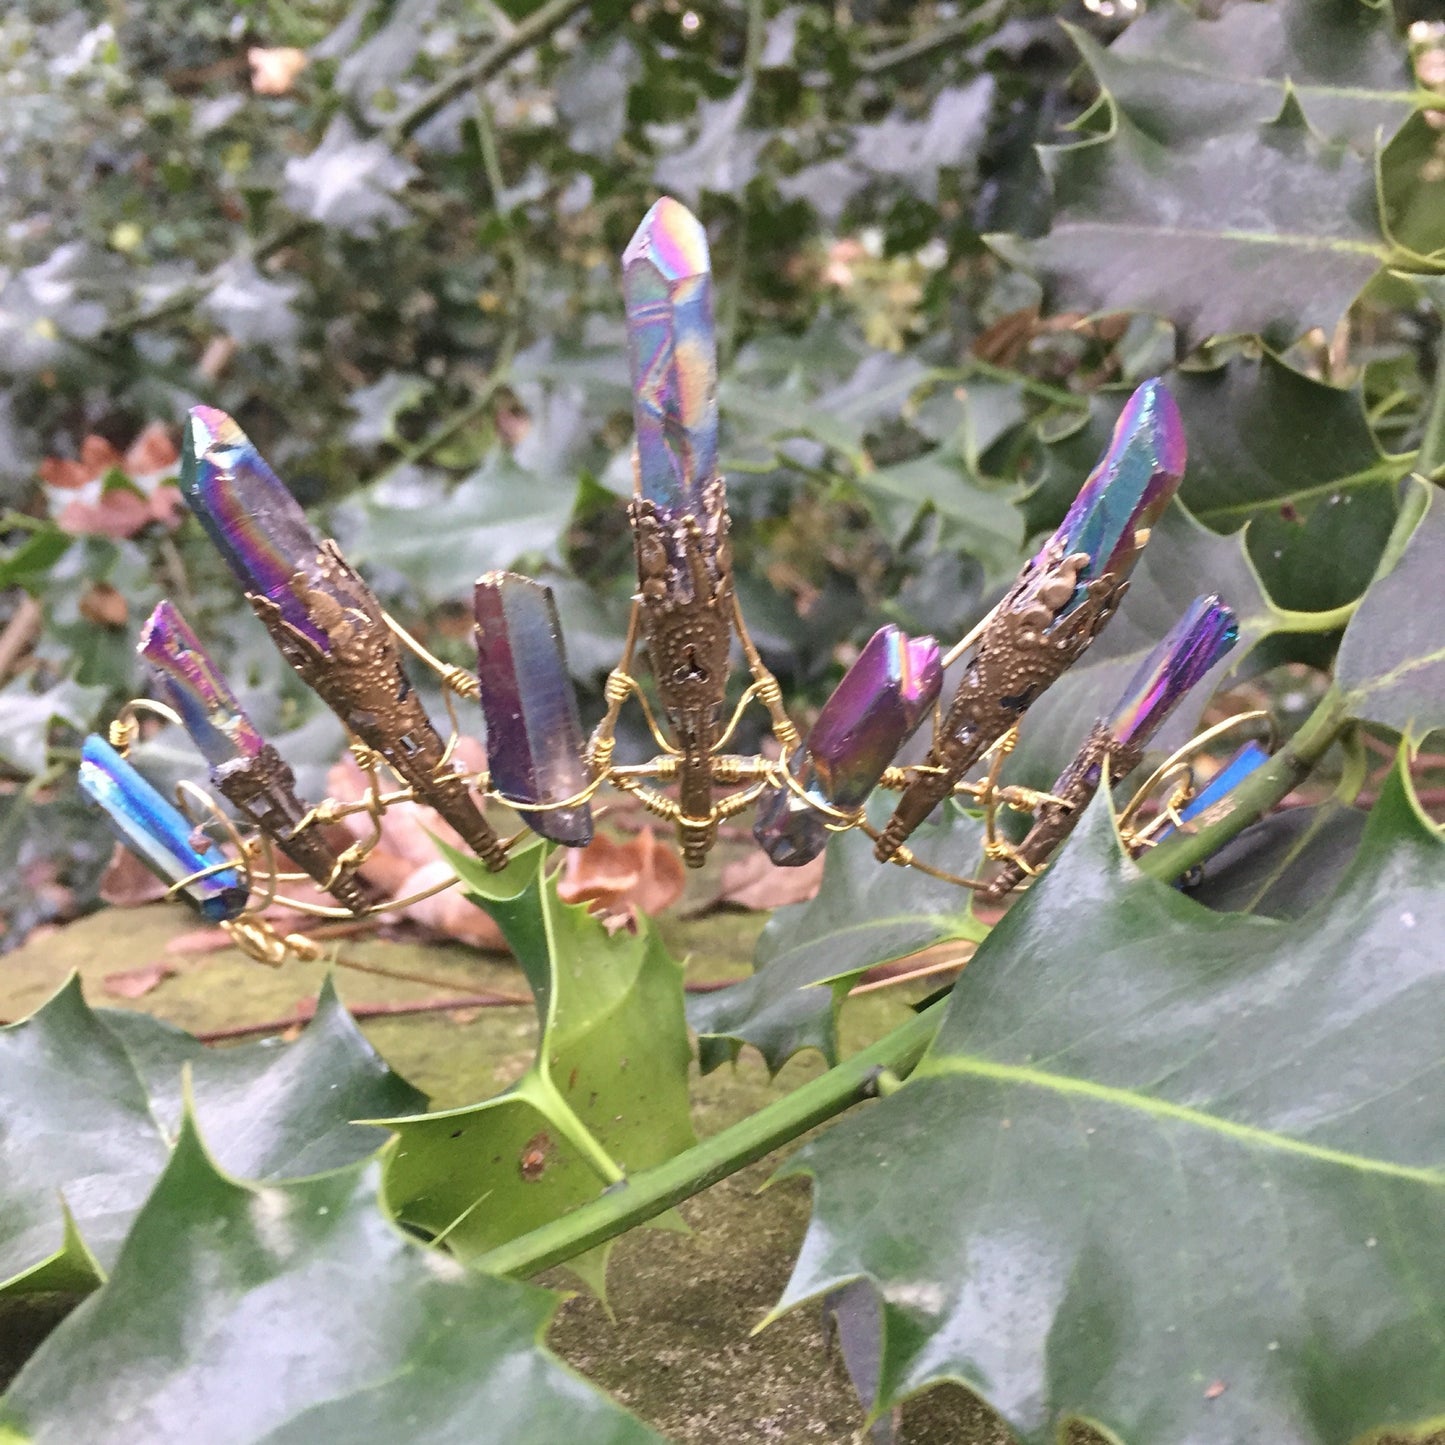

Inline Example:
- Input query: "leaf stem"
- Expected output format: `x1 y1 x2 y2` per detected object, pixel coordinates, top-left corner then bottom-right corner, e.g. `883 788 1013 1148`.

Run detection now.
1138 684 1351 883
473 1002 941 1278
515 1072 625 1187
1416 322 1445 481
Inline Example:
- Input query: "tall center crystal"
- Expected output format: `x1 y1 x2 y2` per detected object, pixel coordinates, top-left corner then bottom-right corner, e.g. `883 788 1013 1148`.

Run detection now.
622 197 719 516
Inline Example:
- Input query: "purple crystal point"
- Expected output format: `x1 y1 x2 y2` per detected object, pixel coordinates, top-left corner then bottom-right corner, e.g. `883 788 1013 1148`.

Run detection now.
139 601 266 769
179 406 329 650
474 572 593 847
755 626 942 867
137 600 374 912
622 197 719 516
1043 379 1186 613
1106 593 1238 750
78 734 248 922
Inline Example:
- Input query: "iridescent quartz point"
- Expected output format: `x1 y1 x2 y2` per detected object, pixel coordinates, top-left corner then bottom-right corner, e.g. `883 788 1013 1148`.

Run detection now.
877 379 1188 863
1105 593 1238 750
138 600 373 912
621 199 734 865
474 572 593 847
983 593 1238 900
755 626 943 867
180 406 331 650
1041 378 1187 618
179 406 507 870
78 734 248 923
139 600 266 769
622 196 719 518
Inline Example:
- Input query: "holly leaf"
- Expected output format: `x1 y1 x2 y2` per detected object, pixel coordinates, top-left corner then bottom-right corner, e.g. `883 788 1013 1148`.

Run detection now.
992 22 1395 347
1080 0 1419 150
774 759 1445 1444
689 802 987 1075
0 976 423 1296
1337 479 1445 737
0 1119 660 1445
0 679 107 777
1184 800 1368 920
335 451 578 606
381 843 695 1276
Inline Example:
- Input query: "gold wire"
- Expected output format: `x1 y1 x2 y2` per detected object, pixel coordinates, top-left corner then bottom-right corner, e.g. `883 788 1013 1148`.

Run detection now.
858 821 990 891
940 601 1001 669
109 697 185 756
1115 710 1269 836
713 681 762 753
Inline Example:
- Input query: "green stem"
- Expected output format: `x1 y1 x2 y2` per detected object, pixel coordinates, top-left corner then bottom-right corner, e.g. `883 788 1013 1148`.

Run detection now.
473 1003 942 1278
1417 322 1445 482
1138 685 1351 883
516 1072 625 1187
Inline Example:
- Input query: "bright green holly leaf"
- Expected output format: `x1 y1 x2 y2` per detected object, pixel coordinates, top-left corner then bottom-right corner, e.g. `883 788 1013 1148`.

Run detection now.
774 758 1445 1444
1337 478 1445 736
0 1119 660 1445
382 842 695 1274
1076 0 1420 150
992 21 1395 348
0 975 423 1297
690 802 988 1075
0 527 70 594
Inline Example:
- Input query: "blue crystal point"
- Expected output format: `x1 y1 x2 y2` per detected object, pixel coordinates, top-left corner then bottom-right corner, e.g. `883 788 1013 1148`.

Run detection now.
622 197 719 516
474 572 593 847
78 734 248 922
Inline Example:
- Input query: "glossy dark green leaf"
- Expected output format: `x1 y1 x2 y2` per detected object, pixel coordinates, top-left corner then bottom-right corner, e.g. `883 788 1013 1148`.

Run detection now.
1183 800 1368 919
1171 351 1403 531
0 977 423 1296
1080 0 1419 149
776 759 1445 1444
383 843 695 1271
690 802 987 1074
0 1121 660 1445
993 17 1397 347
1337 479 1445 736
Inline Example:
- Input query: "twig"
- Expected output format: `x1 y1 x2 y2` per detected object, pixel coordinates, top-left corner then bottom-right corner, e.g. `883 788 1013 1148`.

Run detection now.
856 1 1008 76
0 596 42 684
384 0 590 143
193 991 527 1043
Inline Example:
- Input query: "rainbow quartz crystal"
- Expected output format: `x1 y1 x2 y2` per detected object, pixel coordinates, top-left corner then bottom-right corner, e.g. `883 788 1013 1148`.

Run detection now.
1043 379 1186 614
1106 594 1238 751
755 626 943 867
139 601 266 768
78 734 248 922
622 197 719 516
474 572 594 847
179 407 330 650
